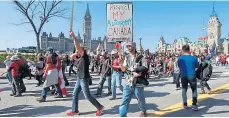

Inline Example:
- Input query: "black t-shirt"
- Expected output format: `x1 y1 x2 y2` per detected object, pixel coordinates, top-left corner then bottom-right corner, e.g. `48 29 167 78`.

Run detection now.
77 51 90 79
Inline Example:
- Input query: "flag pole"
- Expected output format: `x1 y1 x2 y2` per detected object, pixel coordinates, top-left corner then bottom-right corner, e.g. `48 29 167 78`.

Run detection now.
70 0 75 31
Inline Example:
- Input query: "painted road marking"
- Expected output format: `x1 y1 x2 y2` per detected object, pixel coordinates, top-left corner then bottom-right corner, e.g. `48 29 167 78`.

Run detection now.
149 83 229 117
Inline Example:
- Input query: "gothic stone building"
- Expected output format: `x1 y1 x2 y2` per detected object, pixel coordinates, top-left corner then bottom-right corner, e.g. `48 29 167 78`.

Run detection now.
40 32 83 53
156 4 229 55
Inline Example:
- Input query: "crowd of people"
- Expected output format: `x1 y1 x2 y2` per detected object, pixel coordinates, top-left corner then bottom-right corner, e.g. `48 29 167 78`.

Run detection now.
2 31 219 117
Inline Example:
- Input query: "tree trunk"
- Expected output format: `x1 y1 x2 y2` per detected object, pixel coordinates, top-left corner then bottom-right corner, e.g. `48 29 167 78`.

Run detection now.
36 34 41 53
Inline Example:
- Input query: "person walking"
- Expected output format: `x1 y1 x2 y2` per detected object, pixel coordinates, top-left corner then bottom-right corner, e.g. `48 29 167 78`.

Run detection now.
8 55 24 97
173 56 181 90
94 51 112 97
4 55 12 85
199 55 212 94
109 49 123 100
66 31 104 116
119 41 148 117
178 44 199 111
36 48 63 102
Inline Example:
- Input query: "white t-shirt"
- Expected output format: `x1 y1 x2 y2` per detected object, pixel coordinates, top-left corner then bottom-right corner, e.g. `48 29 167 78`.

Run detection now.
216 57 219 62
4 59 11 70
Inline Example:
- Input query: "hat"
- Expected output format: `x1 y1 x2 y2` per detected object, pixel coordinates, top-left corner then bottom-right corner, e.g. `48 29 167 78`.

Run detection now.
10 55 19 60
126 41 136 49
111 49 118 55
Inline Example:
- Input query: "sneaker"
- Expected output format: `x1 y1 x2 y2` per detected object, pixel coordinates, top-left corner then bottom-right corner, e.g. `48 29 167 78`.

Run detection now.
36 97 46 102
96 106 104 116
139 112 147 117
54 94 63 98
192 105 199 111
14 94 22 97
199 91 206 94
182 104 188 109
175 87 181 90
10 93 16 96
67 110 80 116
207 90 211 94
109 97 116 100
63 95 67 98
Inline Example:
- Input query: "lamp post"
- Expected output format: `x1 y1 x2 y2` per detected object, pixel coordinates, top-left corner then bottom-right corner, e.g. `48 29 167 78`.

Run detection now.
83 33 87 50
139 37 143 54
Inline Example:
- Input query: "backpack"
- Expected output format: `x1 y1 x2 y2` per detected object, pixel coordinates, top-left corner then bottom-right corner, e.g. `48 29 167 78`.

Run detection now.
202 63 212 81
15 61 30 78
196 62 212 81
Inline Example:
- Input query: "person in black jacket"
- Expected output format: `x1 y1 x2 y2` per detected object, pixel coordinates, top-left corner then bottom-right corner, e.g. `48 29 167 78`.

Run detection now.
199 55 212 94
94 51 112 97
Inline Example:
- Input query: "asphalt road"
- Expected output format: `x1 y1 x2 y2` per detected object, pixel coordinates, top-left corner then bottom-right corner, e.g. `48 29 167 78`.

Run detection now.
0 66 229 117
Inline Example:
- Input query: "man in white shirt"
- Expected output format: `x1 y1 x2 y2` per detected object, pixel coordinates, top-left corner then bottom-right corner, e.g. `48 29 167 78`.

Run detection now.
4 56 12 84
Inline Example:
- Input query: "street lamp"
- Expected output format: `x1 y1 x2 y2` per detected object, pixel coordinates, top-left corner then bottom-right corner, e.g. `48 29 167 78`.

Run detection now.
83 33 87 50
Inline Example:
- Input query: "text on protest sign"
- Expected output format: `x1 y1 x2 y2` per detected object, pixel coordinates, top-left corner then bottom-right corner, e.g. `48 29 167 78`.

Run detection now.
106 3 133 42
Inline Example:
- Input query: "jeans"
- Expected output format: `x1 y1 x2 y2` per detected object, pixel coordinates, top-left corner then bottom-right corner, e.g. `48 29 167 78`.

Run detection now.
62 65 69 84
174 72 181 88
181 76 198 106
119 85 146 117
41 84 62 97
19 76 26 91
111 71 123 98
96 75 111 95
6 71 12 83
35 74 43 85
72 78 102 112
12 76 21 95
200 80 211 92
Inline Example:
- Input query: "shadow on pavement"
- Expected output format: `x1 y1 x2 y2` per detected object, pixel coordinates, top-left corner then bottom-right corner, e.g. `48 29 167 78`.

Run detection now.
102 103 160 116
163 91 229 117
0 105 70 117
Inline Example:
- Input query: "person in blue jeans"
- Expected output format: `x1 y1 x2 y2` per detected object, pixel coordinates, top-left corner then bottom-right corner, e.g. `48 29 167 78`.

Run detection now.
178 44 199 111
119 41 148 117
110 49 123 100
67 31 104 116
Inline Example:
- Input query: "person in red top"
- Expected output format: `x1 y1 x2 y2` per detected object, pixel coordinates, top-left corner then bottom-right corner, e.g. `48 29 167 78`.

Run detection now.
37 48 63 102
110 49 123 100
8 55 24 97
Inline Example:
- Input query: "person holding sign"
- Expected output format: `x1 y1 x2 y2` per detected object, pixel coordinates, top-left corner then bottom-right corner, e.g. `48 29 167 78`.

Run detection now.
118 41 148 117
67 31 104 116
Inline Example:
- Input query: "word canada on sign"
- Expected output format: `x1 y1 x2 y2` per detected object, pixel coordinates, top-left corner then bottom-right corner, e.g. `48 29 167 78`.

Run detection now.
107 3 133 42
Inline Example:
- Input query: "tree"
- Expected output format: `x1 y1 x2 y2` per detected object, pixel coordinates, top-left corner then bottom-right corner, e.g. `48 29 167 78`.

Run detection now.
12 0 70 53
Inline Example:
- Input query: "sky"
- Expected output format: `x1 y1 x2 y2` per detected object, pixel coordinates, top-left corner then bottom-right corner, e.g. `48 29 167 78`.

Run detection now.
0 1 228 52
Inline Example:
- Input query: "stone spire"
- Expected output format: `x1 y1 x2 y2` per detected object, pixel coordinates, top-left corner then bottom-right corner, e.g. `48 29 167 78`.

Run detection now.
77 30 81 40
211 2 217 17
84 3 91 19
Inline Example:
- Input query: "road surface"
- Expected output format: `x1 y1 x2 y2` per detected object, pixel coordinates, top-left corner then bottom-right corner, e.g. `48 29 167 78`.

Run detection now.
0 66 229 117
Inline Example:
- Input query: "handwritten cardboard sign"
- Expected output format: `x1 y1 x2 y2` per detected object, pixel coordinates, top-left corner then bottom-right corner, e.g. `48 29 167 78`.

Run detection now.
106 2 133 42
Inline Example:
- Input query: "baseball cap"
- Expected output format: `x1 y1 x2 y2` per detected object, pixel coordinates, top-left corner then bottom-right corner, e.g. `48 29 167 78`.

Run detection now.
126 41 136 49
